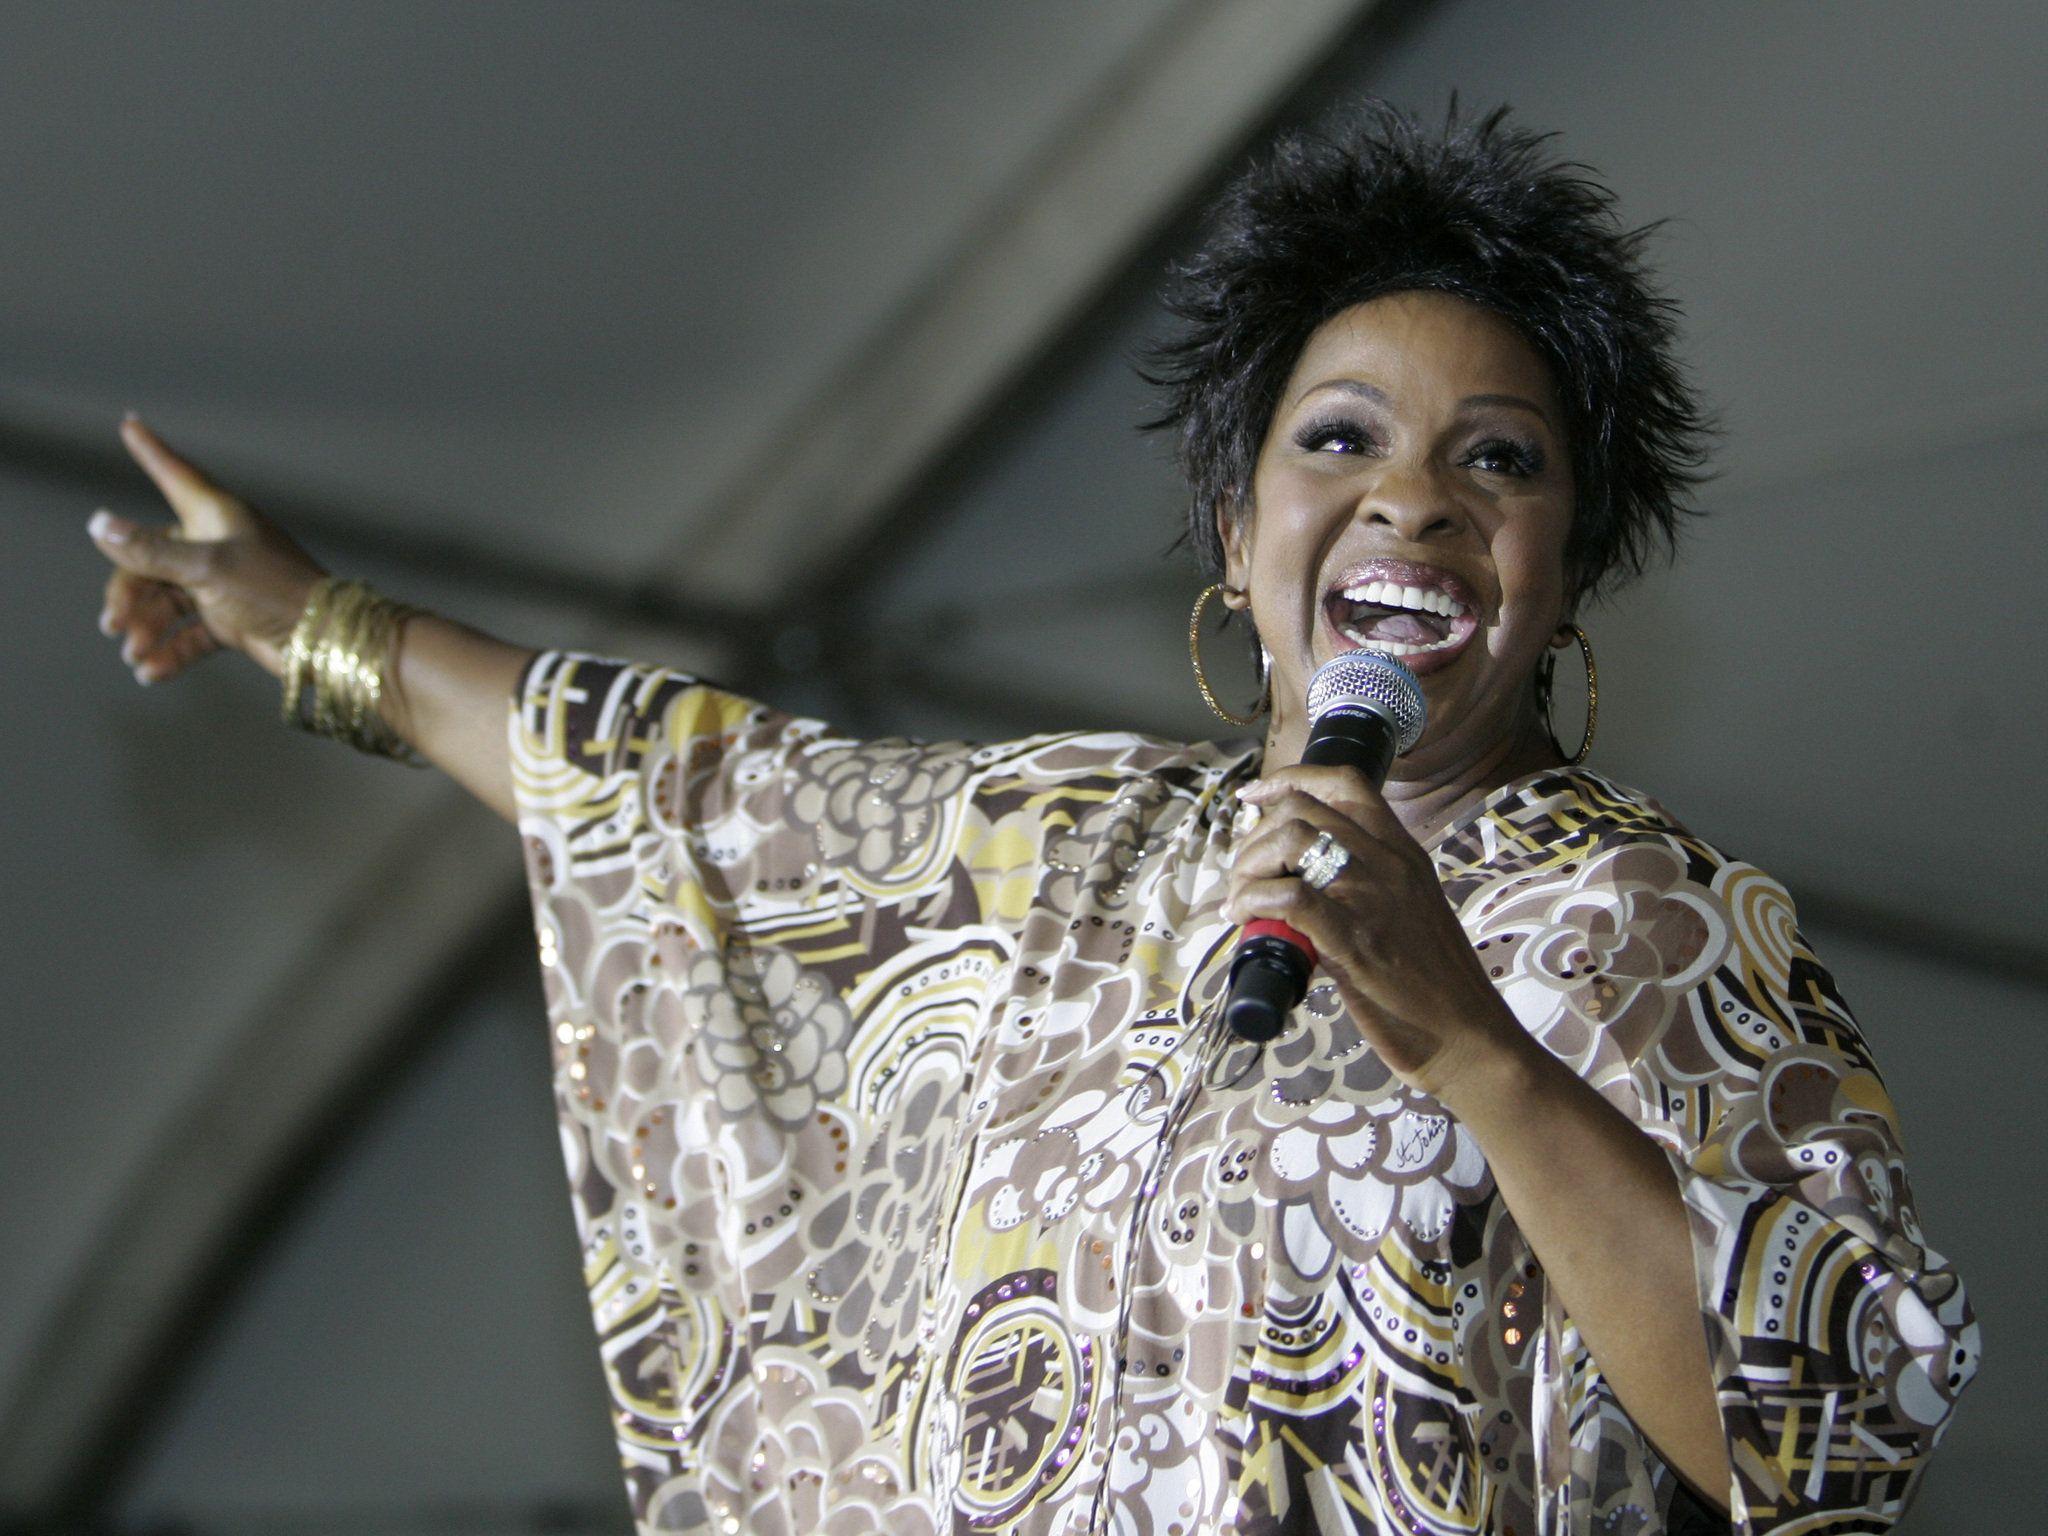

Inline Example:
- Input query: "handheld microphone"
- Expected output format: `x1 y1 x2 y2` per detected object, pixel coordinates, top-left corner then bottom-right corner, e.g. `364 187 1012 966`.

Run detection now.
1222 651 1427 1043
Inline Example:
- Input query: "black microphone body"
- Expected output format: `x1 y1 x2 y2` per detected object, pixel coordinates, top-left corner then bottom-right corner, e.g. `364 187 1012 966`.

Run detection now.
1221 653 1424 1043
1299 706 1400 779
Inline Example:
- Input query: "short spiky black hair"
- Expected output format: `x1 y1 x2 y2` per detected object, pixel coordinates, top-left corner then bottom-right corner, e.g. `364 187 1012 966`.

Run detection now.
1145 99 1712 607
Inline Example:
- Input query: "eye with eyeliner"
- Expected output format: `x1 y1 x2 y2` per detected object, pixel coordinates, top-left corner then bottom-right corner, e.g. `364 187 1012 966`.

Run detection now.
1292 414 1379 455
1462 436 1546 476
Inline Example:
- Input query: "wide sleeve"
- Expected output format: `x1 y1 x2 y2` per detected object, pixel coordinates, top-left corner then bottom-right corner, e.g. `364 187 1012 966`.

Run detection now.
504 650 1220 1532
505 642 1038 1218
1461 808 1979 1534
505 649 1026 1527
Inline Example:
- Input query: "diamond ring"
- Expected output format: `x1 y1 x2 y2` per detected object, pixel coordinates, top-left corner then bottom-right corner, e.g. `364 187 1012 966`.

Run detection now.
1297 830 1350 890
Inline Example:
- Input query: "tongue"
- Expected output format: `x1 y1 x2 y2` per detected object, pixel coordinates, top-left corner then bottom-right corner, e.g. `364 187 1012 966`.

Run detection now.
1357 609 1444 645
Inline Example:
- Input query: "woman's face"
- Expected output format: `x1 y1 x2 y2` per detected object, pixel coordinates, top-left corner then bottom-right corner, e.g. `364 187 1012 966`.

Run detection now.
1222 289 1575 781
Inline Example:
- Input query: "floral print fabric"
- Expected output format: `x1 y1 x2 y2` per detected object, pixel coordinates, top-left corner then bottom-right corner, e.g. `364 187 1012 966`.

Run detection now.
508 651 1975 1536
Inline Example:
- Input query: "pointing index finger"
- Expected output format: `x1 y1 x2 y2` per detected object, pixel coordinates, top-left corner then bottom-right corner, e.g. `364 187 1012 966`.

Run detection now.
119 415 233 537
120 415 196 486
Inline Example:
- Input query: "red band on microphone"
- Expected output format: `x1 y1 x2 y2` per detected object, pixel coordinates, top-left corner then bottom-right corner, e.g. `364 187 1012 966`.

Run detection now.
1241 917 1315 969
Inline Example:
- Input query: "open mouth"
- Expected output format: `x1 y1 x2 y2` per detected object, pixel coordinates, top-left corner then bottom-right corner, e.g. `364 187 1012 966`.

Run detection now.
1321 558 1482 677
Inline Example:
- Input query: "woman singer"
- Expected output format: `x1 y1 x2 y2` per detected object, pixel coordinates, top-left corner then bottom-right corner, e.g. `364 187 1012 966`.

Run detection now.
85 103 1975 1536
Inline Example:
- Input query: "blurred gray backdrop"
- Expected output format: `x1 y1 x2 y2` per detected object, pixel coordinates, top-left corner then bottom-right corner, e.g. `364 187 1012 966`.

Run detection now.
1 1 2039 1531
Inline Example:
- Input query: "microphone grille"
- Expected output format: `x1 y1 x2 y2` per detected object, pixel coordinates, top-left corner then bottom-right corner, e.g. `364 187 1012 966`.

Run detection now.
1306 651 1427 754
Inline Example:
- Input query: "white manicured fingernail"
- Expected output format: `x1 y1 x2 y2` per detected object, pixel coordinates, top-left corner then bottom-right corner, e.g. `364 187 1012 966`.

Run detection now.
89 509 129 543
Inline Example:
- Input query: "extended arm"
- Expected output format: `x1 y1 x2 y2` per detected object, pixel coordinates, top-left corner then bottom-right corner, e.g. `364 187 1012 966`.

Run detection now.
381 614 534 822
90 414 535 822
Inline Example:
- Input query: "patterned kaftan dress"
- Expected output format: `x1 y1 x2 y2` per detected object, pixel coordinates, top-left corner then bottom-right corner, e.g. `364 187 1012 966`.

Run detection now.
508 651 1976 1536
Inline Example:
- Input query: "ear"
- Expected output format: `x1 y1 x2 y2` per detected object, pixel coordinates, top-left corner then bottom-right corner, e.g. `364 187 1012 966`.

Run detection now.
1214 497 1252 608
1552 583 1581 647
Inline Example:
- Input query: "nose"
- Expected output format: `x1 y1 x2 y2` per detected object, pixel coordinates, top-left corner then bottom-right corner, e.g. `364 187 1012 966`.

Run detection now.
1357 460 1465 543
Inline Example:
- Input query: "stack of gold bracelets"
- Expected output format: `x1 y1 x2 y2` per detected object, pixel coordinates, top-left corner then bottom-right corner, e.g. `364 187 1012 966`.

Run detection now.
280 576 427 765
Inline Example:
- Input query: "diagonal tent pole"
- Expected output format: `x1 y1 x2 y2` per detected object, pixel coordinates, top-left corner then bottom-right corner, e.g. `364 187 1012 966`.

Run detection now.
664 0 1394 610
0 808 532 1511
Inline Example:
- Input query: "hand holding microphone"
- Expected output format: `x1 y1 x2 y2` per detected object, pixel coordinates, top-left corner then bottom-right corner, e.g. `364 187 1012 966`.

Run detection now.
1220 651 1519 1099
1223 651 1425 1041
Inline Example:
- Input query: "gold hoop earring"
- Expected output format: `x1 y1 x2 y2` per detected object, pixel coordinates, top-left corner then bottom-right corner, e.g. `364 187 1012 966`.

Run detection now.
1189 582 1268 727
1537 622 1598 765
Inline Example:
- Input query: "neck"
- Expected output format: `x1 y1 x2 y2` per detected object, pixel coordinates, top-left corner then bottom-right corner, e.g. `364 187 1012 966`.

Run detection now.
1387 716 1565 843
1260 705 1565 846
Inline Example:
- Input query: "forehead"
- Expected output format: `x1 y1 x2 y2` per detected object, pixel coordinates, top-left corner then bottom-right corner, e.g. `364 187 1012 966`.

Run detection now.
1279 290 1560 414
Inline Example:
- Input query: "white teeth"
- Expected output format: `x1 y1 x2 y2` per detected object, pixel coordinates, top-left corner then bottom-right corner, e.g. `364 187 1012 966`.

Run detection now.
1338 626 1464 656
1335 579 1468 620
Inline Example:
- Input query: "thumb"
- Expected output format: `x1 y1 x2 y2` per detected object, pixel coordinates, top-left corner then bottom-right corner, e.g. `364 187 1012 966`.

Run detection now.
88 509 216 589
119 414 246 541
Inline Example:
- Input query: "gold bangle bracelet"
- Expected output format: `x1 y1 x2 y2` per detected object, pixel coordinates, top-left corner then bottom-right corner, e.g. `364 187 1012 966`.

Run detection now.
281 575 339 731
279 575 426 765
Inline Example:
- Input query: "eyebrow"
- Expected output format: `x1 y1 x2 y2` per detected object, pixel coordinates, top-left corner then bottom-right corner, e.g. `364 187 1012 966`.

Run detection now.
1462 392 1555 429
1294 379 1554 430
